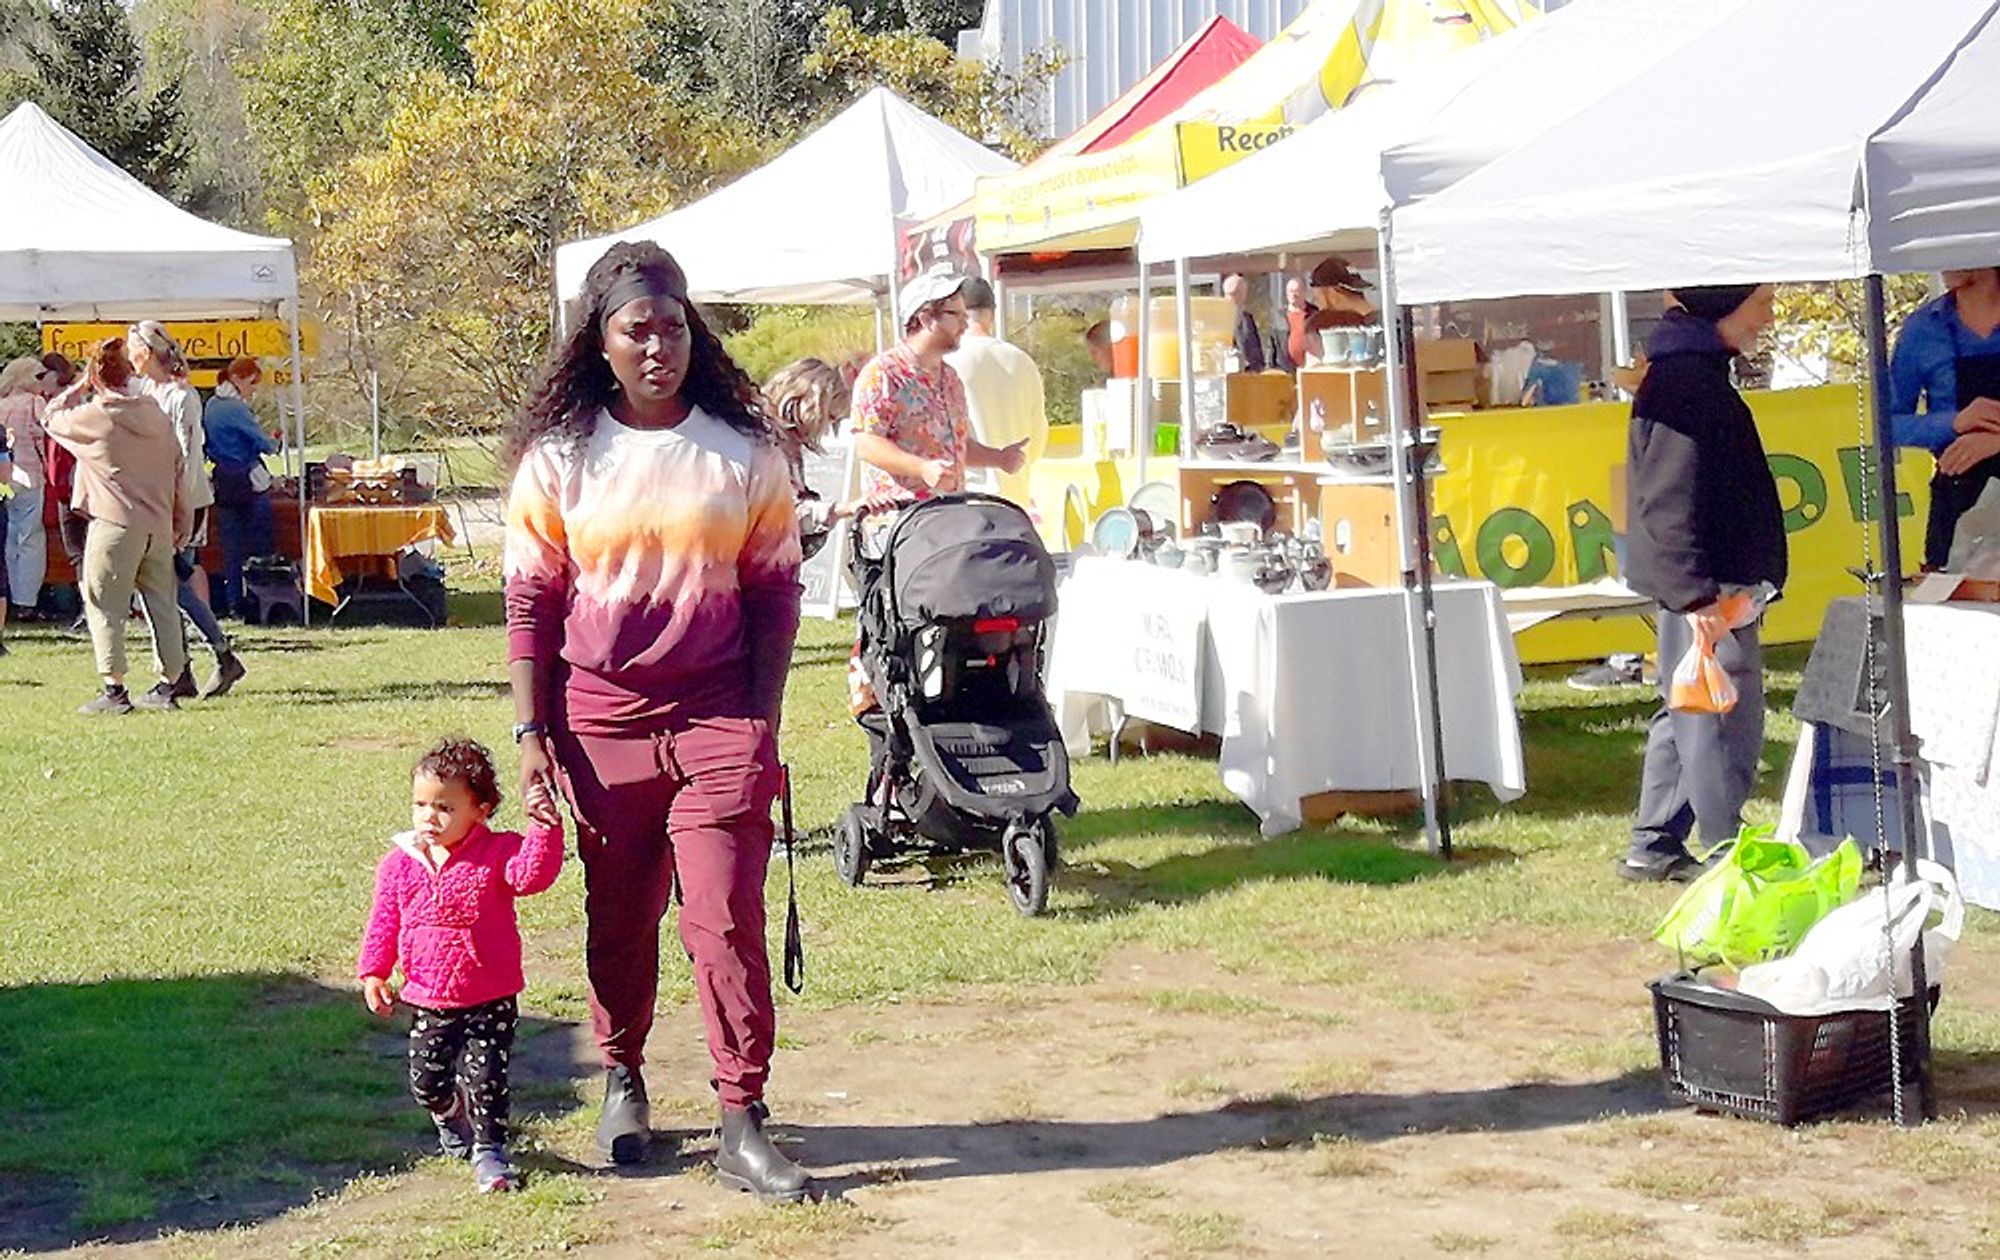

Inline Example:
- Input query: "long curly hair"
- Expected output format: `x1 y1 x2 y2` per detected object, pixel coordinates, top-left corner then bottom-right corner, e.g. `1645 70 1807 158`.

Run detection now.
507 241 773 470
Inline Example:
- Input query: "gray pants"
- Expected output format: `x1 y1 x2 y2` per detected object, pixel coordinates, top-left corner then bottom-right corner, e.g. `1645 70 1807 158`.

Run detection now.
1630 609 1764 860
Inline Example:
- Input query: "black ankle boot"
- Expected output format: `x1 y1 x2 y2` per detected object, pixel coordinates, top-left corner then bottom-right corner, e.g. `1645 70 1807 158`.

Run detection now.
714 1103 810 1203
596 1065 650 1165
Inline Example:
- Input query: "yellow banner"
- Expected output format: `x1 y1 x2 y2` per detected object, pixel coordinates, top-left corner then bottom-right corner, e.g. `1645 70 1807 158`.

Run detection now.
41 319 317 367
1427 385 1931 662
1175 120 1297 183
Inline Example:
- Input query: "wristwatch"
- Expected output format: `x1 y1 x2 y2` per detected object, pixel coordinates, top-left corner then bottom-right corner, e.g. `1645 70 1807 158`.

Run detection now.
512 721 544 744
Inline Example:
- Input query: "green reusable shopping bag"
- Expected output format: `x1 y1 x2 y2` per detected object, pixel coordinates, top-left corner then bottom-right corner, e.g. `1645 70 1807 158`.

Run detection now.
1652 828 1863 969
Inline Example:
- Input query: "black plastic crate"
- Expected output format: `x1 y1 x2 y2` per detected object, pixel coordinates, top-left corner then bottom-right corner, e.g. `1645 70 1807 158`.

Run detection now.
1650 973 1932 1126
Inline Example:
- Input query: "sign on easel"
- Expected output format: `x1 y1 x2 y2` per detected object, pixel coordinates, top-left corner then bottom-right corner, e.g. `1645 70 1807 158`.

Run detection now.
800 437 859 620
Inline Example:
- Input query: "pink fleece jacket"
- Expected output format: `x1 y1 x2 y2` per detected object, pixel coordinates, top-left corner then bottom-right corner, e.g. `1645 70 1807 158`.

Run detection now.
357 820 565 1009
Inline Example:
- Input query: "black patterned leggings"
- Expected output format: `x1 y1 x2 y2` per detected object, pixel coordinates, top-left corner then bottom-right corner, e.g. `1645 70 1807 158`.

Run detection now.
407 996 517 1148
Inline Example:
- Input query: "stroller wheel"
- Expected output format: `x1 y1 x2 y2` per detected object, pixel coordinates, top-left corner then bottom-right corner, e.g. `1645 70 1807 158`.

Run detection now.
1003 824 1050 917
835 805 873 888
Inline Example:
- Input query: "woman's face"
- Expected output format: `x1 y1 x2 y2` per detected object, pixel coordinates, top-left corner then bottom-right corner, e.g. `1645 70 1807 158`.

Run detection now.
233 372 259 400
126 333 156 377
603 295 692 408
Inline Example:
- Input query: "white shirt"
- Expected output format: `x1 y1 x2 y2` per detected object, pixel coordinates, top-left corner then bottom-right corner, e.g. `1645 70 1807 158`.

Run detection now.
143 377 215 513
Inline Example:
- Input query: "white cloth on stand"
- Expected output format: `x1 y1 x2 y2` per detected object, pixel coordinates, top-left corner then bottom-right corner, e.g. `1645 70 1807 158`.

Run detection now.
1048 557 1526 836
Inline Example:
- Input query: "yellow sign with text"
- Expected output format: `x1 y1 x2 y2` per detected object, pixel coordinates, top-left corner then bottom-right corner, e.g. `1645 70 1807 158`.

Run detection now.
41 320 316 368
1426 385 1931 662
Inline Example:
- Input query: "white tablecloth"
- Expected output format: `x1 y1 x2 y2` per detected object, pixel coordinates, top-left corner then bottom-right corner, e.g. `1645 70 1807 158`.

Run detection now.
1047 557 1527 835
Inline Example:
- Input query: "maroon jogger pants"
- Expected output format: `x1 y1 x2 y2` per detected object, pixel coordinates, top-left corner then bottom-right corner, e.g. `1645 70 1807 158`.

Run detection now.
554 714 779 1109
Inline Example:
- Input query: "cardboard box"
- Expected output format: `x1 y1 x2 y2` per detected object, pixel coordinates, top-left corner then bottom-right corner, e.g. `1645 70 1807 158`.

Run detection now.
1421 369 1479 409
1226 371 1298 429
1415 337 1477 373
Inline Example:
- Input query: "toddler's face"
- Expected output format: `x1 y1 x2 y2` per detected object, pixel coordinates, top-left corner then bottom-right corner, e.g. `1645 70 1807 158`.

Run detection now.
412 773 490 850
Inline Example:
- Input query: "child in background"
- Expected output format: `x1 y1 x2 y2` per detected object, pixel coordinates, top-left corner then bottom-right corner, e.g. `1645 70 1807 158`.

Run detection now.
358 738 564 1193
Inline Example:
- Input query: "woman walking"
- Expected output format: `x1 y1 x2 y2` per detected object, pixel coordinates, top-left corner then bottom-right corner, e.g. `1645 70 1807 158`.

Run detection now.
764 357 901 558
0 357 53 624
44 338 191 714
503 242 808 1200
203 357 278 618
129 323 246 697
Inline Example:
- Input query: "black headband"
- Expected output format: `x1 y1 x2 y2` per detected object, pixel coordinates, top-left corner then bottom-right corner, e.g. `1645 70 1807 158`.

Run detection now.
600 269 688 324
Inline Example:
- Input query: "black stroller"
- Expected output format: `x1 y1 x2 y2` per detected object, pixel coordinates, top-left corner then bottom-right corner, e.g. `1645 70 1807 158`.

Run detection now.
839 493 1079 915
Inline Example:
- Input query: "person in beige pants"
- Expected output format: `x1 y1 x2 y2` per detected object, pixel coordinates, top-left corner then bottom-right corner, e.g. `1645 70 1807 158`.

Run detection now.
44 338 191 715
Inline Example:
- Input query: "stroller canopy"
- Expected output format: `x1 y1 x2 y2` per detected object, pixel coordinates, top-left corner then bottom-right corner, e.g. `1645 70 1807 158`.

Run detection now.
888 497 1058 626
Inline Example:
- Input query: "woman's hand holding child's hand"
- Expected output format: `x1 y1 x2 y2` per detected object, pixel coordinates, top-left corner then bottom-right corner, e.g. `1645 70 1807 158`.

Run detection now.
524 777 561 828
363 975 396 1017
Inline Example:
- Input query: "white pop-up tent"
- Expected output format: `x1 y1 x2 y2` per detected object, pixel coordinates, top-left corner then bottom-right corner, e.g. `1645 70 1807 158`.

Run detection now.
1380 0 2000 1123
0 101 313 616
0 101 299 318
555 88 1017 309
1386 0 2000 300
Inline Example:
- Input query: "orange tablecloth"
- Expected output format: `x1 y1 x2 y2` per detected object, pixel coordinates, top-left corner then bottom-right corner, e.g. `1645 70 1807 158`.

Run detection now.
306 504 455 604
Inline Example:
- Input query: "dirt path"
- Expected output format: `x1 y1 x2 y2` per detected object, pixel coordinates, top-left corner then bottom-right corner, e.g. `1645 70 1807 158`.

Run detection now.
71 930 2000 1259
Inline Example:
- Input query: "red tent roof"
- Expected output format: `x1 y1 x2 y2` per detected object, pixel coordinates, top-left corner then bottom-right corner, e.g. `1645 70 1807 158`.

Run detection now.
1051 16 1264 160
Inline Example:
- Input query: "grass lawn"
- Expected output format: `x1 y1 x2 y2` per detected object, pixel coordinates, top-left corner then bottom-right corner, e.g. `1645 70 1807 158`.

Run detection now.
3 588 1997 1255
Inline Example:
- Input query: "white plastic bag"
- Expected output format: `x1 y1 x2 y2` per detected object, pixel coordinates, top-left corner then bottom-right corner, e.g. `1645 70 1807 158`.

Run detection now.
1736 859 1961 1015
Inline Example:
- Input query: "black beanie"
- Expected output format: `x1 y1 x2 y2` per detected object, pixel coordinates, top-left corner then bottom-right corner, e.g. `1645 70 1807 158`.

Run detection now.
1673 284 1761 322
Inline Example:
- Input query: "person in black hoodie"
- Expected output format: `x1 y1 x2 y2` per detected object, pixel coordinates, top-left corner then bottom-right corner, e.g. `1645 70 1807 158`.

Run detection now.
1619 283 1784 882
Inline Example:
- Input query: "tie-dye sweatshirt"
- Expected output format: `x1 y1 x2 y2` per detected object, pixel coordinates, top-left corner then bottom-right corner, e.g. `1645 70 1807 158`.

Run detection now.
504 407 803 735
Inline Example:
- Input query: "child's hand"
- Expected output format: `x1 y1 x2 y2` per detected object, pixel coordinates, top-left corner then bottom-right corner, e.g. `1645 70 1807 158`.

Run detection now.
524 777 561 828
362 976 396 1018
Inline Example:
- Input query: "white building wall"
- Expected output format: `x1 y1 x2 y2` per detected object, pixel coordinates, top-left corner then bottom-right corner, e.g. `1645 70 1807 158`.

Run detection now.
968 0 1317 141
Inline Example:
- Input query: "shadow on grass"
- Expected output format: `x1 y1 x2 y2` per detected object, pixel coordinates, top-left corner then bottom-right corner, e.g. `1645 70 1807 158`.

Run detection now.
447 588 505 629
255 680 511 706
799 1069 1668 1196
0 974 585 1253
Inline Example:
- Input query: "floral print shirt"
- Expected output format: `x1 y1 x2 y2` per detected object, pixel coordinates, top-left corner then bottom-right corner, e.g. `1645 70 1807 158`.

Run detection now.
851 344 969 498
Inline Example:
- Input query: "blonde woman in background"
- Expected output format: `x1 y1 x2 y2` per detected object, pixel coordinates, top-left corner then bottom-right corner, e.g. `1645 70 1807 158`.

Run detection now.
130 321 245 698
764 357 904 559
0 356 57 639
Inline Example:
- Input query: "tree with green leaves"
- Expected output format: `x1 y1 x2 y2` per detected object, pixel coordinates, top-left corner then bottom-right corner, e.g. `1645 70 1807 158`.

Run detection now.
309 0 764 438
235 0 477 234
2 0 193 200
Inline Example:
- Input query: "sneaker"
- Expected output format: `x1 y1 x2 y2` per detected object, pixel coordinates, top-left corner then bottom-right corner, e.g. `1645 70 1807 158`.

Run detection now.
1567 654 1647 691
79 686 134 716
130 682 180 711
1615 851 1707 883
168 667 198 700
65 614 88 636
471 1145 520 1193
202 651 247 699
431 1091 474 1161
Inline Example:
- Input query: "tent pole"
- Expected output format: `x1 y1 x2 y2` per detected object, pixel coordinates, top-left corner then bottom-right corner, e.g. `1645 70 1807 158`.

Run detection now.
1136 261 1152 485
1174 258 1194 459
1378 215 1446 857
288 298 310 628
1864 273 1933 1124
993 275 1009 341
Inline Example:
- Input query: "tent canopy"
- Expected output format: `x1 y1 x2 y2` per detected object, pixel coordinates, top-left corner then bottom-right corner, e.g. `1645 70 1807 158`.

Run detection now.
1137 0 1750 266
1387 0 2000 303
973 0 1535 257
555 88 1015 307
0 102 297 320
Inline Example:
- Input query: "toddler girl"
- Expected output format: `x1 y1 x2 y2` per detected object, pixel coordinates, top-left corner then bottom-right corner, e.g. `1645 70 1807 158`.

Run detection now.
358 737 564 1193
